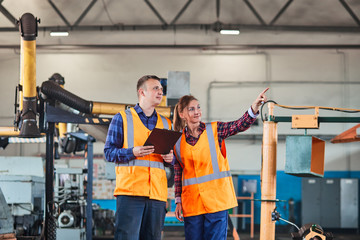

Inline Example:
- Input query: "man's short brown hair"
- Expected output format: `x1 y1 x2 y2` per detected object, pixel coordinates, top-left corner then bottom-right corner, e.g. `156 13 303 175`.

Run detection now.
137 75 161 96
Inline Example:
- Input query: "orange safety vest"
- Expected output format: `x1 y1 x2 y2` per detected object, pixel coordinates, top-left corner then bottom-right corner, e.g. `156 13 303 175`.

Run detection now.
174 122 238 217
114 107 172 202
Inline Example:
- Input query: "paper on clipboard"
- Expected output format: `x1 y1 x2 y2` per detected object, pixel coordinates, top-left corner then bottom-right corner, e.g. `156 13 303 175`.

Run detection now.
144 128 182 154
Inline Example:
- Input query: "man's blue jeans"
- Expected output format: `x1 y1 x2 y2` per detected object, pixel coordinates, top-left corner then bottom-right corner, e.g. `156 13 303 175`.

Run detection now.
114 195 166 240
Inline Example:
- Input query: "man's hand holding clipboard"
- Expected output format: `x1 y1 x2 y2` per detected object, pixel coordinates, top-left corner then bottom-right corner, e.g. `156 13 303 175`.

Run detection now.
132 128 182 163
144 128 182 154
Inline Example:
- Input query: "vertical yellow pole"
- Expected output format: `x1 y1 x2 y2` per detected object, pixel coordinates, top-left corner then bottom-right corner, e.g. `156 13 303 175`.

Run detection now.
19 40 24 111
22 40 37 98
260 102 277 240
18 13 40 137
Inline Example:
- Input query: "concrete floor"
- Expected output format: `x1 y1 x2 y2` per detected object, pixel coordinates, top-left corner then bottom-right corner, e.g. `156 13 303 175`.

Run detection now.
161 229 360 240
93 231 360 240
93 227 360 240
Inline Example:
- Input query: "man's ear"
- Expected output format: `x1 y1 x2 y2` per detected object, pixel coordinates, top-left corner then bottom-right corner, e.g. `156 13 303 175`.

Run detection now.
179 111 184 119
138 88 145 97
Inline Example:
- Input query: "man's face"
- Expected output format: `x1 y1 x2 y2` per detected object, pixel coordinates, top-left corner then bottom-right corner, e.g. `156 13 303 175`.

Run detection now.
141 78 163 106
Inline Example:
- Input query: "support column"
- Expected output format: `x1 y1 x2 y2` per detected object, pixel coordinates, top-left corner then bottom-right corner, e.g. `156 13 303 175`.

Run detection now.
45 121 55 240
86 138 94 240
260 103 278 240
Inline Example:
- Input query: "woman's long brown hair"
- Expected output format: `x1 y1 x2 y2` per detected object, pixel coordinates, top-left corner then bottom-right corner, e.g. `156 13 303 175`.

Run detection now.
173 95 198 132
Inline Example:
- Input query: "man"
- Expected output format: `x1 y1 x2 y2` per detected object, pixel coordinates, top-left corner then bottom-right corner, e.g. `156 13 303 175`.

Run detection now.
104 75 174 240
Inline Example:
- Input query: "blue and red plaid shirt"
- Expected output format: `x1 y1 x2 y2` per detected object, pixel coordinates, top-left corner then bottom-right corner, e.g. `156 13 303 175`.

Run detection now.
174 107 258 203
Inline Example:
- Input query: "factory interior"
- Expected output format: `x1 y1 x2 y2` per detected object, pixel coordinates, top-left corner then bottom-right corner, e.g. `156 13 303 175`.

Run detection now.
0 1 360 240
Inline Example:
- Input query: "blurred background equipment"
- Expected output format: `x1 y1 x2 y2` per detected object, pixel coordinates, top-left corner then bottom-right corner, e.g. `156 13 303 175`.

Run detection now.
0 187 14 236
54 168 87 240
0 157 44 239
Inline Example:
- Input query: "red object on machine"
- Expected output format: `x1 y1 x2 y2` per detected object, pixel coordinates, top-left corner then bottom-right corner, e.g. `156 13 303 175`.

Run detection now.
331 124 360 143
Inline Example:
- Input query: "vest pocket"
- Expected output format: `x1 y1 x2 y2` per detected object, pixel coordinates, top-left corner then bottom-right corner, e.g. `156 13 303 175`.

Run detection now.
150 170 167 201
181 188 199 216
115 173 133 192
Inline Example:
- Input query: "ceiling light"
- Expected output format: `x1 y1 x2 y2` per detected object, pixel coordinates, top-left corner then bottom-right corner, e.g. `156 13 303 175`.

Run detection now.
50 31 69 37
220 30 240 35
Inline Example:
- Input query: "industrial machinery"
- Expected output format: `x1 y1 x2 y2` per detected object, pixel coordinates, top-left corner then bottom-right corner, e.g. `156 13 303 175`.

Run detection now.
259 100 360 240
272 206 334 240
0 12 175 240
0 157 45 238
0 187 14 236
54 168 87 240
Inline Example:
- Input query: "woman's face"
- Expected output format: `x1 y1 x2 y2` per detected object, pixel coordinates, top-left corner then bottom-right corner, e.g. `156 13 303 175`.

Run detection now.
180 100 202 125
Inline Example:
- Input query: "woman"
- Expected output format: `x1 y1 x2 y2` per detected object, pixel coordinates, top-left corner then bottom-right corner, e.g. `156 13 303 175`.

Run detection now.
172 88 268 240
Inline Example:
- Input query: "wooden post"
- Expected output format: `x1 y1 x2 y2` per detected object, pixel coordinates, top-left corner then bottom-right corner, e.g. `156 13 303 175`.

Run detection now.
260 102 278 240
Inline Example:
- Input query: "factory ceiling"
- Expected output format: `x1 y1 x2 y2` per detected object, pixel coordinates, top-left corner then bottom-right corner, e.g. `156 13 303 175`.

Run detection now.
1 0 360 48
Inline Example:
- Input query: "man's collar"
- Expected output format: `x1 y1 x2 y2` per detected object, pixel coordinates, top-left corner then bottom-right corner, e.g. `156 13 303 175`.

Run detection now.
134 103 156 117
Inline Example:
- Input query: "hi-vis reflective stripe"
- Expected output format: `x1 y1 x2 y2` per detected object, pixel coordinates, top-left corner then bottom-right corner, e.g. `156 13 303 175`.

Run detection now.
116 159 165 170
125 108 169 148
184 171 231 186
9 137 46 143
159 115 169 129
176 123 231 187
205 123 220 173
125 109 134 148
175 138 183 167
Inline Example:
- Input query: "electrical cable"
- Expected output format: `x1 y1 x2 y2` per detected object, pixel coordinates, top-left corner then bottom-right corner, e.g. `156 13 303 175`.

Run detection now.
14 203 41 215
260 100 360 122
102 0 115 25
279 217 300 231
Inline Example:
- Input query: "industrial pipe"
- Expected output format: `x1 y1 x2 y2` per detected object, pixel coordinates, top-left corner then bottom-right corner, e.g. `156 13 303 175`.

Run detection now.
41 80 173 118
48 73 68 139
18 13 41 137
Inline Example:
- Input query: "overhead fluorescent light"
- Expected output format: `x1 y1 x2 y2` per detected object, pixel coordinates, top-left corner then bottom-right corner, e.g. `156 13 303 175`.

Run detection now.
220 30 240 35
50 31 69 37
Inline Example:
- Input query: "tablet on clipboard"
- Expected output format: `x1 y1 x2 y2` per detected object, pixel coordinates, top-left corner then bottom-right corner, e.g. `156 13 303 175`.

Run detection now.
144 128 182 154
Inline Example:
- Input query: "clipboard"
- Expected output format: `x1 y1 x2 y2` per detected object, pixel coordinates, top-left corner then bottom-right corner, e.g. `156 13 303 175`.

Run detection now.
144 128 182 154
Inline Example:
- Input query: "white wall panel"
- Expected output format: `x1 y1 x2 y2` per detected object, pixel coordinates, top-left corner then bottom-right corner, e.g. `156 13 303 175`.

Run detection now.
0 48 359 171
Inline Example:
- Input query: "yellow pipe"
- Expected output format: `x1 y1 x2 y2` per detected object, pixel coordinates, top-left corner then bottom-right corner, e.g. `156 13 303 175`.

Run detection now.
19 40 24 111
154 106 172 119
57 84 67 138
22 40 37 98
0 127 20 137
58 123 67 138
91 102 127 115
18 13 40 137
91 102 172 119
260 103 277 240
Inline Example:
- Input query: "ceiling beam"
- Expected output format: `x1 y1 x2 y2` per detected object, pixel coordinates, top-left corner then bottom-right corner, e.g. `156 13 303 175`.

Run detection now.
0 23 359 33
244 0 266 26
0 0 17 27
74 0 98 26
48 0 71 27
170 0 193 25
2 44 360 50
339 0 360 26
144 0 168 27
269 0 293 26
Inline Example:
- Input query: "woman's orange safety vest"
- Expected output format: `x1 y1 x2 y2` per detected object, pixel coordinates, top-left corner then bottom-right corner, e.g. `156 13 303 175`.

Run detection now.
114 107 172 202
174 122 238 217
